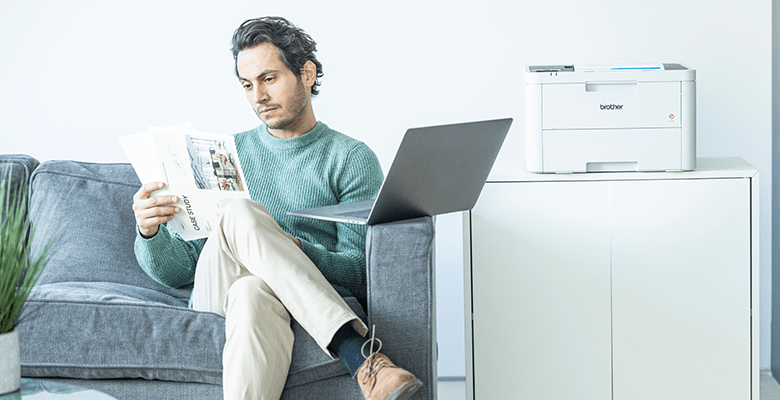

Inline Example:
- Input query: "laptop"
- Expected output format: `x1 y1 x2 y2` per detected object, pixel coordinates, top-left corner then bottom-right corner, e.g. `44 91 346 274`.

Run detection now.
286 118 513 225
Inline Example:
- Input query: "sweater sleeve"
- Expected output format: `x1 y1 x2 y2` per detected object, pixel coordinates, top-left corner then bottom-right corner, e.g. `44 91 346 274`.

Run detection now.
299 143 383 302
134 223 206 288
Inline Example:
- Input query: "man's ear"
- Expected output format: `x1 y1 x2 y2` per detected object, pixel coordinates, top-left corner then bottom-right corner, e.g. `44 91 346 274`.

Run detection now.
300 60 317 88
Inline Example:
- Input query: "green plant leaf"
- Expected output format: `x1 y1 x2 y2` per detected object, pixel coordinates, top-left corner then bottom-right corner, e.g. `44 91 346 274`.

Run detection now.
0 164 57 334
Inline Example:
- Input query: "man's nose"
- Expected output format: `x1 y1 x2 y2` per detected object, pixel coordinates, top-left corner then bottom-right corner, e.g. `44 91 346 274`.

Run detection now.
252 87 269 104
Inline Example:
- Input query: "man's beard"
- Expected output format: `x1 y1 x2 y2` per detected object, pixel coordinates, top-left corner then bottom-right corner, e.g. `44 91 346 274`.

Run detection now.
260 80 309 131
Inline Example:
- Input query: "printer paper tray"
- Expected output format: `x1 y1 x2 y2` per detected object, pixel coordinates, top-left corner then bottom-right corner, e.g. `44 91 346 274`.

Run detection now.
541 128 686 173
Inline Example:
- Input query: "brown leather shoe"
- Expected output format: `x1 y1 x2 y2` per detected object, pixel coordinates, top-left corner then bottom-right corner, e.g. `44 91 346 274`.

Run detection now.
355 328 423 400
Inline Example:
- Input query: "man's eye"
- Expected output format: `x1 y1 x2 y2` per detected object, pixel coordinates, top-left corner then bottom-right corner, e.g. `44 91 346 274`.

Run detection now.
242 83 251 90
264 77 275 83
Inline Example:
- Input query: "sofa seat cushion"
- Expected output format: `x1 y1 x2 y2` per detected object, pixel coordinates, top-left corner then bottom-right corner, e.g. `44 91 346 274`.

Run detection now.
19 282 223 383
18 282 365 388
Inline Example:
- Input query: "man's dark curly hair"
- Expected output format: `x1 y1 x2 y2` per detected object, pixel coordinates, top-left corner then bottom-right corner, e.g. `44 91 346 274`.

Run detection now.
231 16 324 96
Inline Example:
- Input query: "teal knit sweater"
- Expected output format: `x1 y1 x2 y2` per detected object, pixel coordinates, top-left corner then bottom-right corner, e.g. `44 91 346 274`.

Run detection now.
134 122 384 303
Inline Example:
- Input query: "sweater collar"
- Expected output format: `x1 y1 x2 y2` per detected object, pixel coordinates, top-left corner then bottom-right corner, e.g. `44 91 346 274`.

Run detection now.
257 121 326 150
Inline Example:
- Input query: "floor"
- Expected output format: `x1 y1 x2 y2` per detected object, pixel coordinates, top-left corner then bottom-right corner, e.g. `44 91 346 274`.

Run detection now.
438 372 780 400
437 379 466 400
764 371 780 400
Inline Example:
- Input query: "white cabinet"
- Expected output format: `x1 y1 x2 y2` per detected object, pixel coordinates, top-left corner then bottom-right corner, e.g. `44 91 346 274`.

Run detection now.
463 158 759 400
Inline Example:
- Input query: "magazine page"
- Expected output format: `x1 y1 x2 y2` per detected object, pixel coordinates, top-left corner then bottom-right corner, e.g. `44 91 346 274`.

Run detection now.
120 124 250 241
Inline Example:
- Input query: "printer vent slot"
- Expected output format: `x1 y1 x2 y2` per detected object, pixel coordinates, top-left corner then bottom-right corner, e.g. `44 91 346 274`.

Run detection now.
663 63 688 70
585 82 639 92
529 65 574 73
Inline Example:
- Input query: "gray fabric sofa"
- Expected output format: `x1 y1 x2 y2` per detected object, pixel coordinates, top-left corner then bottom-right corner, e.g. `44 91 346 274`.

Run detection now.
1 154 437 400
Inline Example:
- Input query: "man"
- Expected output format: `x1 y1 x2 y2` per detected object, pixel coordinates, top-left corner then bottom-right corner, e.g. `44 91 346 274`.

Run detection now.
131 16 422 400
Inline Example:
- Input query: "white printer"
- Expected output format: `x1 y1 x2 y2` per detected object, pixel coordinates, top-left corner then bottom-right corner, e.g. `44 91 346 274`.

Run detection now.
525 64 695 173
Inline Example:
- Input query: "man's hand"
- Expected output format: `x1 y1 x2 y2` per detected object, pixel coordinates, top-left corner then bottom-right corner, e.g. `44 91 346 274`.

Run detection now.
132 182 180 238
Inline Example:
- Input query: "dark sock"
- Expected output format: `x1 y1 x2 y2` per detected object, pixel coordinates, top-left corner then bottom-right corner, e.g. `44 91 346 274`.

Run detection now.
328 324 367 376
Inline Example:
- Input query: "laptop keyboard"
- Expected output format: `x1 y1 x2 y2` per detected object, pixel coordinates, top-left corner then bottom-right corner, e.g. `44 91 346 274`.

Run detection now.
335 209 371 219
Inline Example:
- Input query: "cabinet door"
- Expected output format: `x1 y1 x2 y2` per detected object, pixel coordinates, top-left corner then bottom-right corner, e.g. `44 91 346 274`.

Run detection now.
469 181 612 399
611 178 751 400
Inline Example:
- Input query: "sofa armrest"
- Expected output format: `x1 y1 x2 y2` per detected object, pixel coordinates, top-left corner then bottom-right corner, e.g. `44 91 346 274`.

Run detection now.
365 216 436 400
0 154 40 216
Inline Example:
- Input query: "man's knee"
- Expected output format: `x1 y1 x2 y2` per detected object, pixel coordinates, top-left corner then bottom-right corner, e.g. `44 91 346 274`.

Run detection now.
220 198 278 235
225 276 289 323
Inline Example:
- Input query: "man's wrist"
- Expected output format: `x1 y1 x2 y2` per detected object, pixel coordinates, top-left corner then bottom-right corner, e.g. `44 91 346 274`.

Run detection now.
139 227 158 240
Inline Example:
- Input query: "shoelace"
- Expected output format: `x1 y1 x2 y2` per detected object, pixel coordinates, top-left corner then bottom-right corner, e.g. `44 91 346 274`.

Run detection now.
357 325 390 392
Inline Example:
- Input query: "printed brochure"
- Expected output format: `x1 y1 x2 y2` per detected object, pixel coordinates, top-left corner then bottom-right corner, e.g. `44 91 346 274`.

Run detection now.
120 123 249 240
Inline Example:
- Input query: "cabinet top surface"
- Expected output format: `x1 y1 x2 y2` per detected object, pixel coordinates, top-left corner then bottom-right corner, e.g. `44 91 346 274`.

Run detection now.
487 157 757 183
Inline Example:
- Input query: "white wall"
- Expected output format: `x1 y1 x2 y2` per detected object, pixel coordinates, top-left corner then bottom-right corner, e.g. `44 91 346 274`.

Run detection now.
772 0 780 374
1 0 772 376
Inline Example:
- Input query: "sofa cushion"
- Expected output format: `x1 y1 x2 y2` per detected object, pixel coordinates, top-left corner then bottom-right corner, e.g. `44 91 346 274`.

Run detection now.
19 282 223 383
18 282 365 386
27 160 192 302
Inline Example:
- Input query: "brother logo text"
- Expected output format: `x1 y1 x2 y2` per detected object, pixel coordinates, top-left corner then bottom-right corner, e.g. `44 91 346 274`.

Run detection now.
600 104 624 110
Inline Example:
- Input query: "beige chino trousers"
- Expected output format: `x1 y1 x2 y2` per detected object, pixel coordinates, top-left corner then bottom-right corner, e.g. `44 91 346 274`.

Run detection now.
190 199 368 400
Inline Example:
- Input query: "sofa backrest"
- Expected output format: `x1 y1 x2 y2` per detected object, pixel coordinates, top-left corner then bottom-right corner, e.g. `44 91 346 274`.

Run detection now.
27 160 193 301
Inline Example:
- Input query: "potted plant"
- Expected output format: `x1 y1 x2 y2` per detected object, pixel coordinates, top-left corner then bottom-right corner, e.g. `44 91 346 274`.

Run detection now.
0 168 55 395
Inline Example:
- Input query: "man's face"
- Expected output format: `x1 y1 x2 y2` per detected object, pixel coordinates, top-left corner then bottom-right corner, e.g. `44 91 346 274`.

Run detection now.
237 43 310 134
